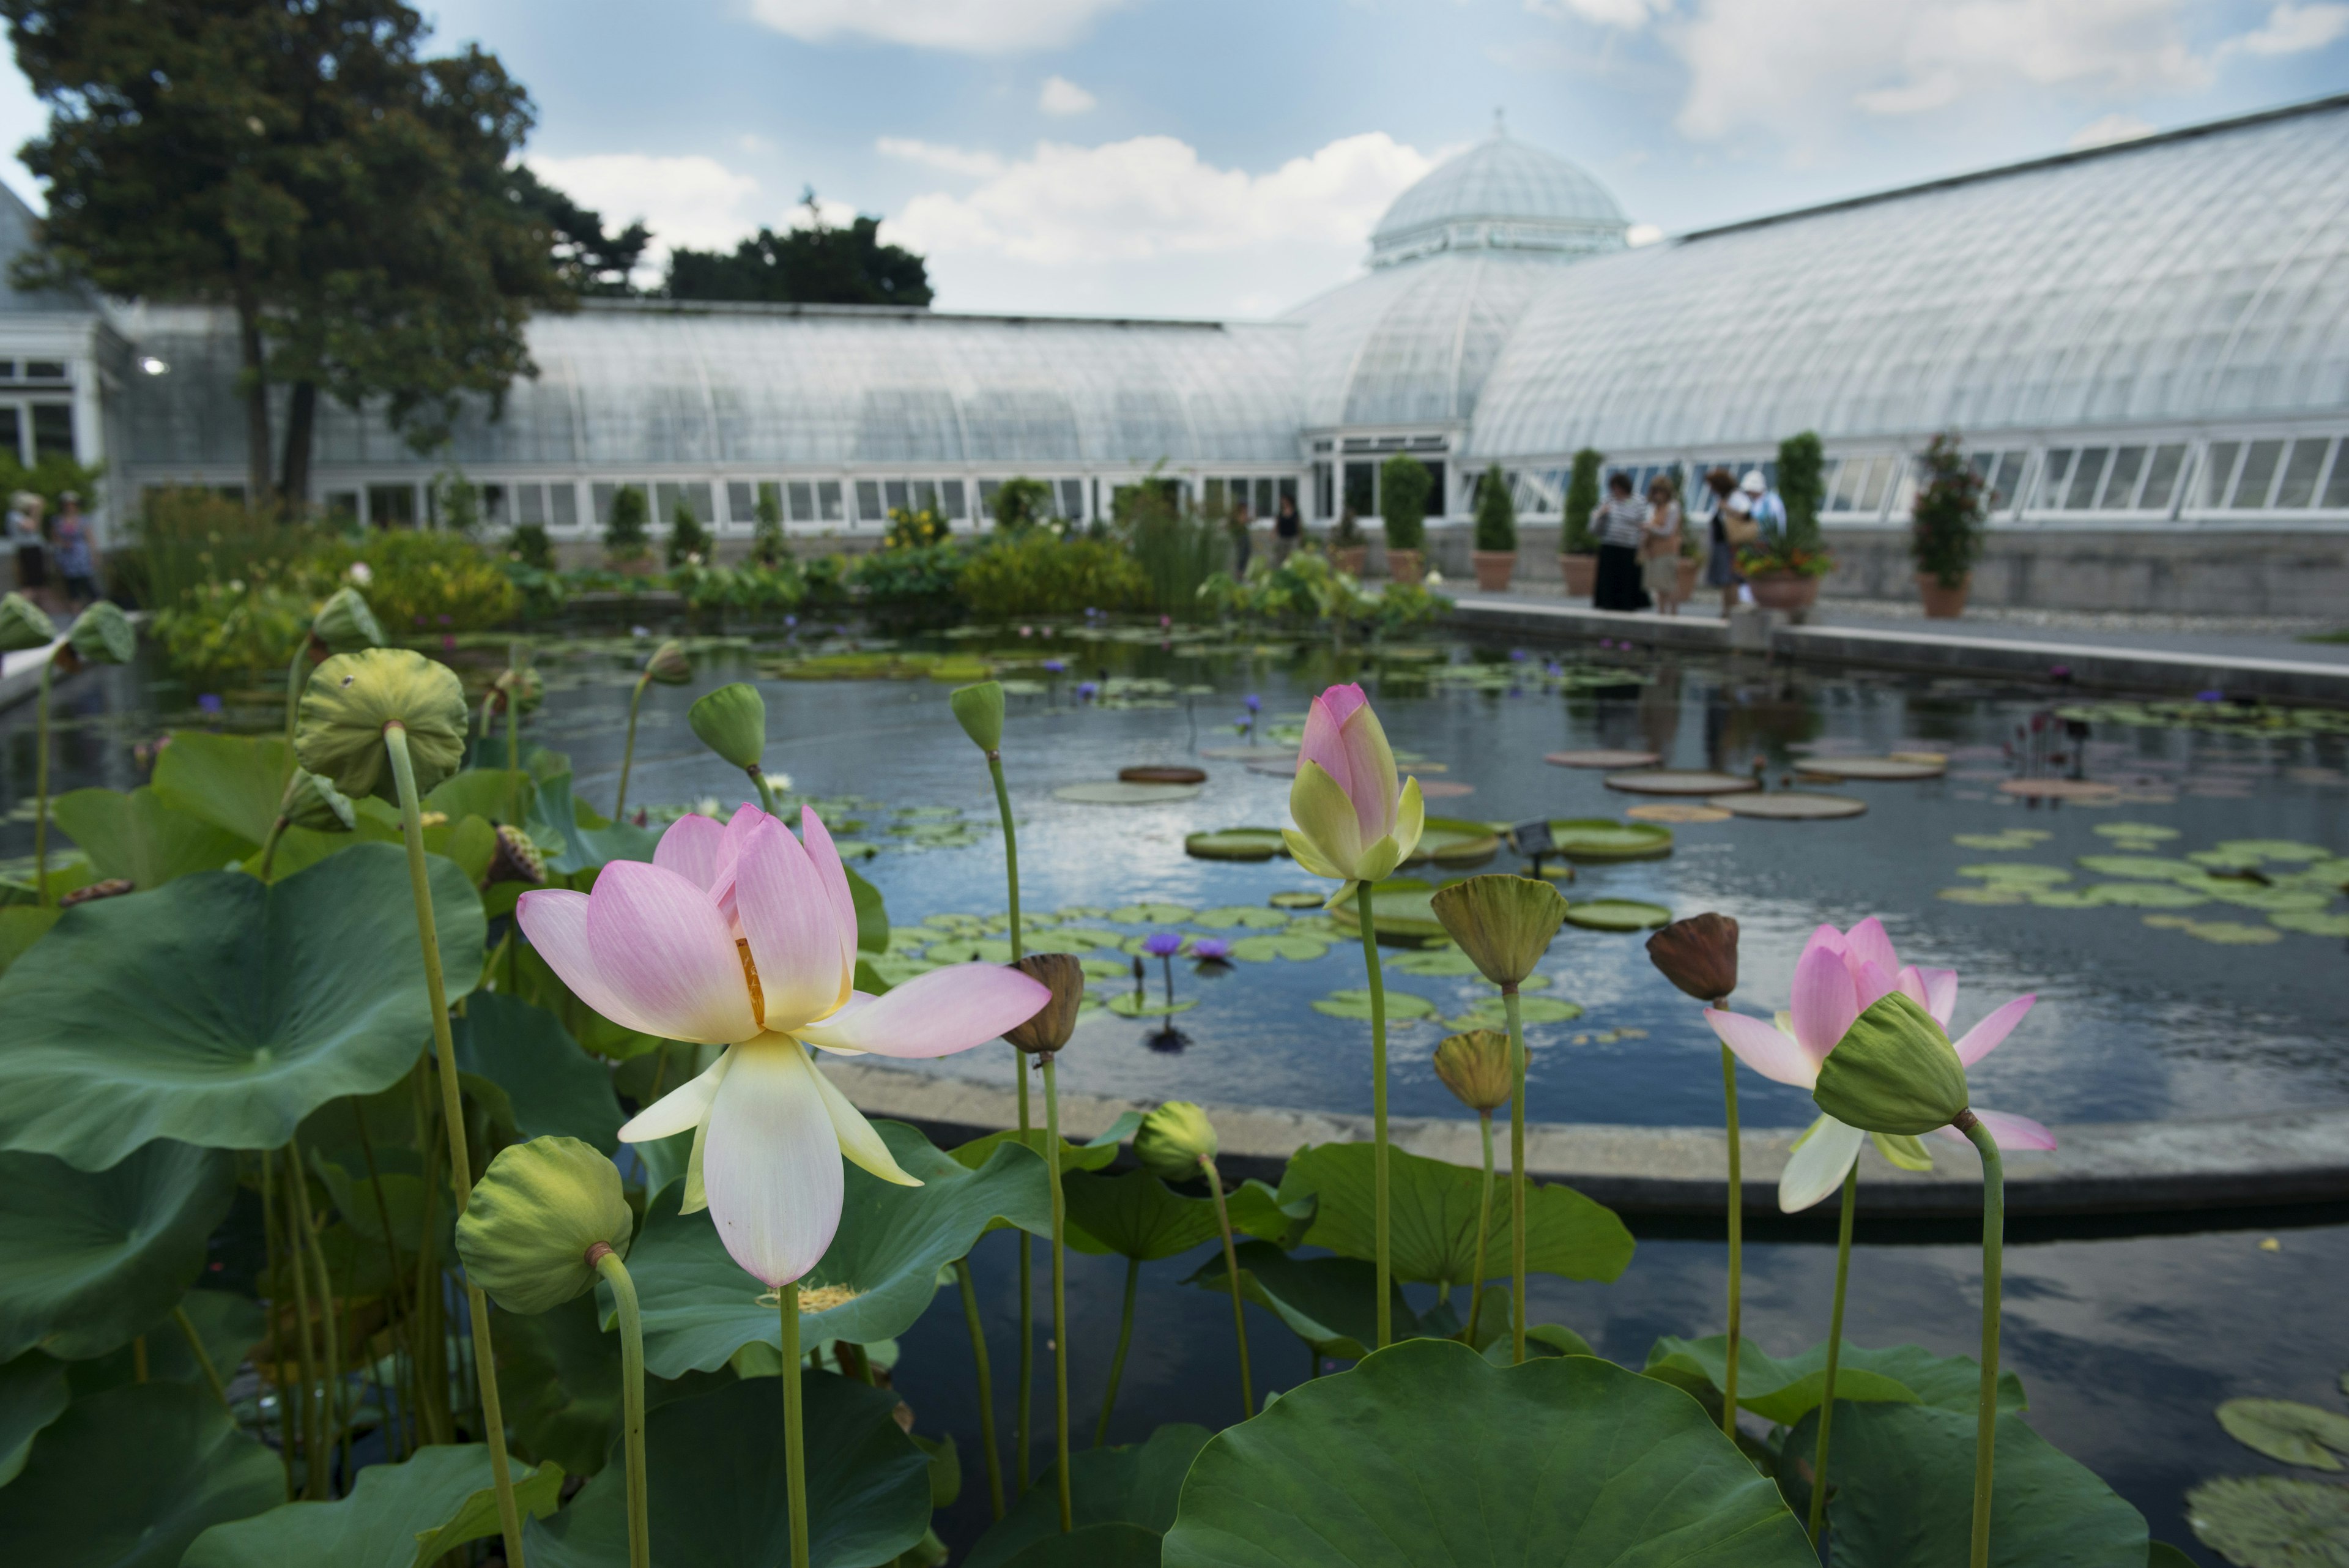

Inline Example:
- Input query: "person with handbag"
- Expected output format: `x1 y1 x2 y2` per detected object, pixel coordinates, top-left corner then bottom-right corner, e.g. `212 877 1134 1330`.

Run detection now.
1705 467 1754 615
1641 474 1685 615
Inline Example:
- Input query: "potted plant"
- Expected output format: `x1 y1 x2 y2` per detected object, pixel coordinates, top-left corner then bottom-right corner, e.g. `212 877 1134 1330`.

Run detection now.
1911 429 1984 617
1559 447 1601 598
604 484 651 574
1331 507 1367 576
1735 434 1832 615
1471 463 1516 591
1379 451 1431 585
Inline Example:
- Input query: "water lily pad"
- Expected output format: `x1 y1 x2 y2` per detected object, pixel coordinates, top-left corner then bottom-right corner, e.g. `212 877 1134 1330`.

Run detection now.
0 845 484 1169
0 1380 281 1568
1187 1241 1415 1362
1078 955 1133 979
1159 1343 1813 1567
1958 863 2073 884
1544 748 1661 769
1193 905 1290 929
626 1121 1050 1377
1186 830 1287 862
1403 818 1502 868
2186 1476 2349 1567
2216 839 2330 861
2027 890 2101 908
1327 885 1449 942
0 1141 234 1362
1562 899 1671 931
1228 934 1330 962
2205 884 2335 913
1939 885 2031 905
1110 903 1194 924
1713 791 1868 820
183 1444 565 1568
2173 920 2286 945
0 1351 68 1485
2272 910 2349 936
1605 769 1759 796
2217 1397 2349 1469
51 787 254 889
1107 993 1200 1018
1053 781 1201 804
1313 989 1438 1021
1548 819 1673 861
968 1424 1213 1568
927 937 1017 965
2093 823 2179 841
1625 803 1731 824
1955 829 2052 850
1268 890 1324 909
1387 948 1483 976
2078 854 2202 879
2083 882 2209 908
1794 756 1947 781
1445 995 1584 1031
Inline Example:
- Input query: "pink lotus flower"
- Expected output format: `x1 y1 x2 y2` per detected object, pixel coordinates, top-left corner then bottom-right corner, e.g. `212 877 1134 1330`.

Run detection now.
1283 683 1423 886
1705 917 2051 1211
517 804 1049 1286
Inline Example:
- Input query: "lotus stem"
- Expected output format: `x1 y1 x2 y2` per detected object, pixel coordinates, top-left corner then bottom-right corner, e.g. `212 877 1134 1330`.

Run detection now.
1958 1112 2005 1568
506 646 522 776
780 1282 811 1568
1720 1039 1743 1438
1043 1054 1072 1533
1203 1154 1254 1419
384 724 527 1566
33 656 51 906
593 1246 650 1568
260 1148 295 1499
174 1304 230 1410
1094 1256 1139 1449
749 765 777 816
1505 986 1527 1365
1466 1110 1495 1347
278 1145 324 1497
287 1132 344 1495
258 815 290 880
351 1109 417 1456
1810 1159 1859 1542
983 749 1033 1495
283 642 307 751
615 674 650 821
954 1258 1006 1517
133 1335 148 1383
1352 879 1392 1351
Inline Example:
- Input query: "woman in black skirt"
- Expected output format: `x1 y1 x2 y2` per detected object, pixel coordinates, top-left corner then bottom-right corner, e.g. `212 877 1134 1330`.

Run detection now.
1590 472 1652 611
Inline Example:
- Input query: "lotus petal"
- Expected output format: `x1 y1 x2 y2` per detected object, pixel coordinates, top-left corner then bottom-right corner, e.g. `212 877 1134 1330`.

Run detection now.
795 964 1050 1060
1779 1114 1866 1213
701 1038 841 1287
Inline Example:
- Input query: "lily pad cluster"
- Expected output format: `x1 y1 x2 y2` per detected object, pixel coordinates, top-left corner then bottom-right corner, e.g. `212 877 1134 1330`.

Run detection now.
1937 827 2347 938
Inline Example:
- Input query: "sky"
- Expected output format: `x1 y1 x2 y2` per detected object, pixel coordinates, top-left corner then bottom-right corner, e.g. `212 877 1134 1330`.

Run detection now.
0 0 2343 319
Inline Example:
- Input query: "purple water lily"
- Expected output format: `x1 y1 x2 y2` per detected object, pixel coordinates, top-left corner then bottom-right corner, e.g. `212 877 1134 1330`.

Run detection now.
1140 932 1185 957
1042 659 1066 674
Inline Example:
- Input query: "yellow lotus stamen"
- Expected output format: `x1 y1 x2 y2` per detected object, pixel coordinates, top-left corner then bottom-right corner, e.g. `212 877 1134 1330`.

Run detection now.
758 1284 860 1313
737 938 766 1026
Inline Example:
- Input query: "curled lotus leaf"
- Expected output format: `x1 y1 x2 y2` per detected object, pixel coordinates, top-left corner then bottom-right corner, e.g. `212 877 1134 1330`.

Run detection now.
182 1444 565 1568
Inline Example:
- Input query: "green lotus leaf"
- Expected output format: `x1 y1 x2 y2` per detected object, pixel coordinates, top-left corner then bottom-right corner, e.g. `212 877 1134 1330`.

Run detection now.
67 1288 267 1400
2205 884 2334 913
2217 1397 2349 1469
1159 1342 1815 1567
425 766 537 825
968 1422 1214 1568
1077 955 1130 979
1192 904 1291 929
1227 934 1329 962
2145 1543 2197 1567
65 599 135 664
1188 1241 1416 1361
951 1114 1141 1178
152 730 297 844
2186 1476 2349 1568
2091 822 2176 841
1939 885 2031 905
51 787 254 888
1561 898 1672 932
1312 988 1437 1020
1110 902 1195 924
995 1523 1163 1567
451 993 626 1153
0 1142 234 1361
182 1444 564 1568
0 845 484 1169
1222 1178 1315 1249
2272 910 2349 936
0 1351 69 1485
1779 1400 2148 1567
1277 1141 1633 1288
0 1380 281 1568
529 771 660 874
0 904 59 975
2175 920 2285 945
492 1293 636 1479
1062 1168 1220 1260
1641 1336 2025 1427
1267 890 1324 908
524 1372 930 1568
626 1121 1052 1377
2027 890 2101 908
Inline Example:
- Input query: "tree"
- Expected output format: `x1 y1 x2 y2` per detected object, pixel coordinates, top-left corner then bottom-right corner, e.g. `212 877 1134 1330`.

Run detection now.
506 162 648 297
604 484 648 564
1378 453 1431 552
1563 448 1604 554
666 188 930 306
666 497 708 567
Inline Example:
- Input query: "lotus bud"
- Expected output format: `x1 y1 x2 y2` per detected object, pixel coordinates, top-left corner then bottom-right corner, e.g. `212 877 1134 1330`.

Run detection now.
1001 952 1082 1055
454 1136 634 1315
643 639 692 685
59 877 135 906
484 822 548 888
688 682 767 771
0 592 56 652
949 681 1006 754
281 767 357 833
1432 1028 1514 1113
1134 1101 1218 1181
1645 913 1740 1003
65 600 135 665
294 647 469 801
1813 992 1972 1137
1428 874 1568 990
306 586 384 660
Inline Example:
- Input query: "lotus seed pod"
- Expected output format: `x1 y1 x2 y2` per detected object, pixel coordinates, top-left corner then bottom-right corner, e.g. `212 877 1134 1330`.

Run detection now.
1001 952 1083 1055
488 666 544 716
1812 992 1972 1137
1134 1101 1219 1182
484 822 548 888
307 586 384 657
949 681 1005 753
294 647 469 801
65 600 135 665
1429 874 1568 989
59 877 135 906
643 639 692 685
455 1136 633 1315
1645 913 1740 1003
281 768 357 833
0 592 56 652
1432 1028 1515 1112
688 682 767 771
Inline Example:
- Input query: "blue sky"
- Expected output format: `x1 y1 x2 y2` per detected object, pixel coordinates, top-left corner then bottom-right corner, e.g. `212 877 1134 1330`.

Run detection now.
4 0 2345 316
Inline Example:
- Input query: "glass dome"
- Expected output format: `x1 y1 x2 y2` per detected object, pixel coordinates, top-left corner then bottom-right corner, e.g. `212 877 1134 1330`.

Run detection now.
1368 130 1628 268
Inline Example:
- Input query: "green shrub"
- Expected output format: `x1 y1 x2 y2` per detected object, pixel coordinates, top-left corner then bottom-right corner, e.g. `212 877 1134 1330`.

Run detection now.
1910 431 1985 589
960 532 1148 619
436 471 484 538
133 486 317 609
1379 453 1431 552
1367 580 1453 638
1473 464 1516 552
801 552 852 609
149 570 313 681
850 542 966 623
666 499 710 567
672 560 804 618
1778 432 1826 551
884 507 950 550
1562 448 1603 553
1123 486 1226 619
310 530 519 633
989 475 1054 533
499 558 568 619
604 484 649 563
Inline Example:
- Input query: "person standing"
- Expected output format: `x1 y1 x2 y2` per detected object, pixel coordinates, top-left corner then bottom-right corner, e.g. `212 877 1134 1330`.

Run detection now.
1641 474 1684 615
8 491 48 609
1741 469 1787 542
1272 491 1302 568
1591 472 1650 611
50 492 96 608
1703 467 1743 615
1226 497 1253 579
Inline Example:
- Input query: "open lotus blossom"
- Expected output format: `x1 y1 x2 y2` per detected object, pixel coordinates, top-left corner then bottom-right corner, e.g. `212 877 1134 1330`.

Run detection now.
1705 917 2052 1212
1284 683 1424 887
517 803 1049 1286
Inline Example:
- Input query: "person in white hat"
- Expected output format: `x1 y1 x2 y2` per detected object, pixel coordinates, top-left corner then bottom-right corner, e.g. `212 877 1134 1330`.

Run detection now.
1740 469 1787 542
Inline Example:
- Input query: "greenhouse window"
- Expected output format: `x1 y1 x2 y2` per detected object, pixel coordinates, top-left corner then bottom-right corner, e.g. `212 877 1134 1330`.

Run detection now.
2098 447 2146 509
2065 448 2107 510
2230 439 2284 508
2138 445 2187 511
2272 438 2328 508
856 480 884 522
942 480 967 519
2202 442 2240 507
549 485 577 530
817 481 844 522
788 481 815 523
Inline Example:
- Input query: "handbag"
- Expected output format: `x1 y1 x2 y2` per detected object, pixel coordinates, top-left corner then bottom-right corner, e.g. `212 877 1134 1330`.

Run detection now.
1722 507 1761 547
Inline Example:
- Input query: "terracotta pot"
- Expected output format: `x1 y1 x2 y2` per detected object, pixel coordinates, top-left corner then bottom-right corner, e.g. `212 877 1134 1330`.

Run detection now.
1386 548 1424 585
1471 551 1516 592
1746 571 1820 613
1675 557 1699 600
1917 572 1970 619
1559 554 1597 598
1333 546 1368 576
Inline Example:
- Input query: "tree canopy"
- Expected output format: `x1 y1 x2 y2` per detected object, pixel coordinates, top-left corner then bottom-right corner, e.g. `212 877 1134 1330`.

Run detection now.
666 191 930 307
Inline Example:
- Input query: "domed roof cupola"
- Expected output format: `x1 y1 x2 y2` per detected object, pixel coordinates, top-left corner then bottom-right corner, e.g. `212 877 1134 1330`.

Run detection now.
1369 118 1628 269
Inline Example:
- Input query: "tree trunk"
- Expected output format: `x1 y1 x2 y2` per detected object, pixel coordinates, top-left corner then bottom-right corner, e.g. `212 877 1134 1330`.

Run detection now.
280 380 317 514
237 295 272 511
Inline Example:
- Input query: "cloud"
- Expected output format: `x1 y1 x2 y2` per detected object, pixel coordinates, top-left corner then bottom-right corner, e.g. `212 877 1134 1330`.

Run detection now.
1524 0 1664 24
1625 221 1664 246
524 152 762 260
2068 111 2154 149
1038 75 1097 115
746 0 1126 54
2222 2 2349 55
883 131 1447 315
877 137 1008 177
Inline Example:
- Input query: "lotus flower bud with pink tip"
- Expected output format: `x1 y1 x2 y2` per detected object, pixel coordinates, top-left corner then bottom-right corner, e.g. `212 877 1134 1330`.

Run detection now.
1283 683 1423 886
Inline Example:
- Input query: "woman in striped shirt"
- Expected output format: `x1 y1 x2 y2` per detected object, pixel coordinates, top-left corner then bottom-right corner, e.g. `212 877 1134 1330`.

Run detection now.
1590 472 1652 611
